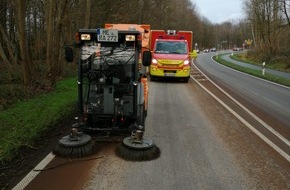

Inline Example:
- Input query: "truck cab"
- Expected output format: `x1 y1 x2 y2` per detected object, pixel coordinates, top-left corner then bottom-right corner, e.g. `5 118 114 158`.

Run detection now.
149 30 193 82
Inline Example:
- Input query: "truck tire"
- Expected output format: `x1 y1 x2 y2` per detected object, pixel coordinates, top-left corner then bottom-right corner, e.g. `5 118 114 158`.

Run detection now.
183 77 189 83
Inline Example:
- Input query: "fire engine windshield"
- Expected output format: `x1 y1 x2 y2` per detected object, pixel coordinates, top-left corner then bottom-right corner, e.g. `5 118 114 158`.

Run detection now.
155 41 187 54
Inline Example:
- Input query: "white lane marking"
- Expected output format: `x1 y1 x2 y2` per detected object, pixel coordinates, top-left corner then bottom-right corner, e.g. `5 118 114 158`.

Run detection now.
190 63 290 162
12 152 55 190
196 61 290 147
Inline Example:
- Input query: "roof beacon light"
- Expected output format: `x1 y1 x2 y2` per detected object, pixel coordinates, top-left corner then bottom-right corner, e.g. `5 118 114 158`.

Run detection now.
167 30 176 35
129 26 136 31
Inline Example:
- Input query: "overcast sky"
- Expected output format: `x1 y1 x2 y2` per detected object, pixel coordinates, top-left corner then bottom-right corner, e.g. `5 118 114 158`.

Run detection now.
192 0 246 23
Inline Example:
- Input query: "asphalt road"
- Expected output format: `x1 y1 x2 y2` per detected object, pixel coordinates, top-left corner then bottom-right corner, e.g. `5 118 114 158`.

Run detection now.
196 52 290 129
23 77 290 190
82 80 289 190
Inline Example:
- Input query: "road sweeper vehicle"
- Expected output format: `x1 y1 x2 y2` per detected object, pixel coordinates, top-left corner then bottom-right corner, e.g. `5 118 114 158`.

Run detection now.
55 28 160 161
149 30 193 82
75 29 149 133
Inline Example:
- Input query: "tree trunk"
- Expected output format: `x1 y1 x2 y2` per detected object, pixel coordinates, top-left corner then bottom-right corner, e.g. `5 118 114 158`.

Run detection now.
84 0 91 28
46 0 55 83
0 26 21 81
17 0 33 86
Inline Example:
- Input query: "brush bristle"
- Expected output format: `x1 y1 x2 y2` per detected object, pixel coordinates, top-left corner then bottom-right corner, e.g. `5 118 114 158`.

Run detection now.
115 143 160 161
53 140 96 158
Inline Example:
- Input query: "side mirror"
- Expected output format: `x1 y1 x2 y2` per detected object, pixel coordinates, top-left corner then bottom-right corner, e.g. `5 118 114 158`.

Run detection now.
142 50 152 66
65 46 74 62
189 50 198 59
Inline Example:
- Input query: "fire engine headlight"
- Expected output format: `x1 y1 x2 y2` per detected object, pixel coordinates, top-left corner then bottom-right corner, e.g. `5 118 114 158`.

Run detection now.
126 35 135 41
80 34 91 41
184 60 190 65
152 59 158 64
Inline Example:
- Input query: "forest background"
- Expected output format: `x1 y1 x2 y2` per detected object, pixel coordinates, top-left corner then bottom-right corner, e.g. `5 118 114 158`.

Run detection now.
0 0 290 110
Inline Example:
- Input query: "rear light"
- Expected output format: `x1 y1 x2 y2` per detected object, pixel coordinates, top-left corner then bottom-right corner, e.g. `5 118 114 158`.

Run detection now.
75 32 80 44
152 59 158 65
184 60 189 65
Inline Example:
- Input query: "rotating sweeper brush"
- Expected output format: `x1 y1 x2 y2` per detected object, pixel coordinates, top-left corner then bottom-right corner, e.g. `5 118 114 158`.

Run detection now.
116 130 160 161
53 127 95 158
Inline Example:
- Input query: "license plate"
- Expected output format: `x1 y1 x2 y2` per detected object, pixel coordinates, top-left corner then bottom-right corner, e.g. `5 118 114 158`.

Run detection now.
164 73 175 77
97 29 118 42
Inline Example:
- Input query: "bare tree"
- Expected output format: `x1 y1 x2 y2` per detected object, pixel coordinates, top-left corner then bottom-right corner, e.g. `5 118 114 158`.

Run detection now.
84 0 91 28
17 0 34 86
280 0 290 26
244 0 283 54
45 0 54 73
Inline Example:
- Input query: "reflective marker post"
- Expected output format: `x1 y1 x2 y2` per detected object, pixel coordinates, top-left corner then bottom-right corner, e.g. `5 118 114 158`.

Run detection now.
262 62 266 75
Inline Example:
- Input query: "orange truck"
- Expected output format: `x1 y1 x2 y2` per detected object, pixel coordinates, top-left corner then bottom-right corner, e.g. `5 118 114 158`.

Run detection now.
149 30 193 82
105 24 150 115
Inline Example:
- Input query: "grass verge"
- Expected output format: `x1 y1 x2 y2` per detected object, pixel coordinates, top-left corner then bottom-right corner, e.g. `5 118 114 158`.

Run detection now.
213 54 290 87
0 77 78 164
230 53 290 73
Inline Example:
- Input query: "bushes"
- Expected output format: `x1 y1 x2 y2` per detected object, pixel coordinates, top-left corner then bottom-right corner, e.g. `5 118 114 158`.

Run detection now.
244 49 290 72
0 63 78 111
0 77 77 164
